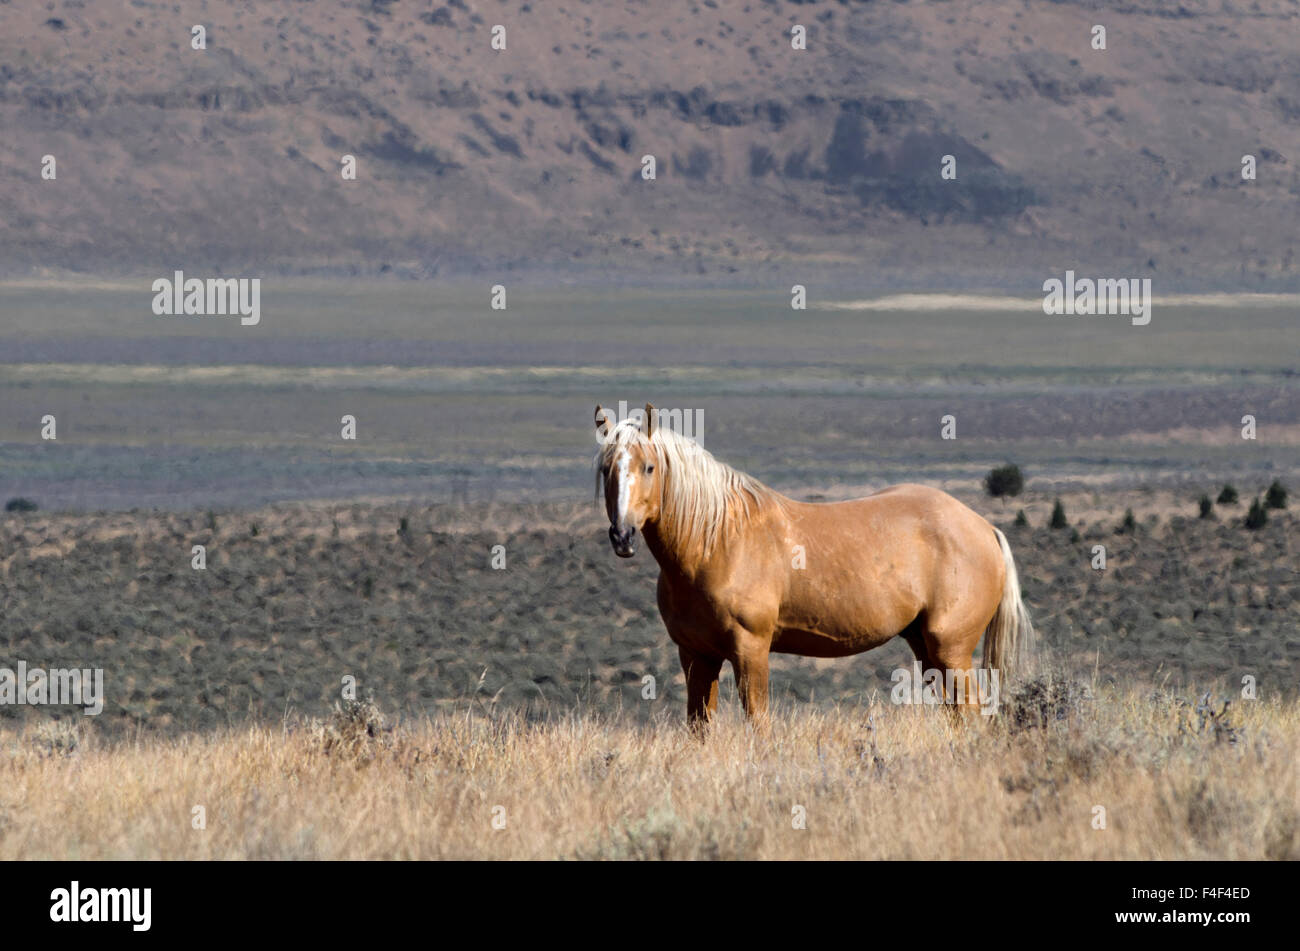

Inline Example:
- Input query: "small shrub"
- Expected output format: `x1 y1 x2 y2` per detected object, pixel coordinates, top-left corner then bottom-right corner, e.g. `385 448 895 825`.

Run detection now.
1245 497 1268 530
1177 693 1243 746
984 464 1024 500
250 522 260 537
1049 499 1067 529
398 516 410 536
1014 509 1027 527
574 807 758 861
310 696 399 762
1001 671 1091 733
1120 508 1136 534
1216 484 1238 505
1265 479 1287 510
29 719 83 757
4 497 38 513
1197 495 1213 519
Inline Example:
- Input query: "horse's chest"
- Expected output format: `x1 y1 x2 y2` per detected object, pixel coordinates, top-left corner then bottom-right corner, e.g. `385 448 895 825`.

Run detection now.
657 573 768 646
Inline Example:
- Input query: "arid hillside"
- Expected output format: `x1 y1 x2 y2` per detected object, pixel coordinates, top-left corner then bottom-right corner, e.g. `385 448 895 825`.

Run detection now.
0 0 1296 286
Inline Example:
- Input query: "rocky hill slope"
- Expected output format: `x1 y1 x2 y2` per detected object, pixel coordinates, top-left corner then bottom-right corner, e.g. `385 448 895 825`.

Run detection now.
0 0 1296 287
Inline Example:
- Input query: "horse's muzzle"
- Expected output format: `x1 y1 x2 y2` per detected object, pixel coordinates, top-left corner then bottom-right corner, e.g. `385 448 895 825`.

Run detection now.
609 524 637 558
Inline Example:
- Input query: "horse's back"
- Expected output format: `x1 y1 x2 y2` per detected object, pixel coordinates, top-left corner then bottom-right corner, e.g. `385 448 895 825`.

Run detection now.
862 481 971 509
801 483 991 534
845 483 1000 568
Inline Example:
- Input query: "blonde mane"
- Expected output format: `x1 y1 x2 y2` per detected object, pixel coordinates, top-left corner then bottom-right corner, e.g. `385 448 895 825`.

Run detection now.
597 418 773 556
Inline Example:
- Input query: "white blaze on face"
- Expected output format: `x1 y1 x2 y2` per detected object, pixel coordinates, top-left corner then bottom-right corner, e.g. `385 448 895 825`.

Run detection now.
616 448 632 526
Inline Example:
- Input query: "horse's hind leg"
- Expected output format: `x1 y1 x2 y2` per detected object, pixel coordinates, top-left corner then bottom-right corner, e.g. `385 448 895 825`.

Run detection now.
924 624 987 718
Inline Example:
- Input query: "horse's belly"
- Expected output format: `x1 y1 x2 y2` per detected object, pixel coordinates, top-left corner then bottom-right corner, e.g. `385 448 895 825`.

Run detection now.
775 562 923 657
771 623 898 658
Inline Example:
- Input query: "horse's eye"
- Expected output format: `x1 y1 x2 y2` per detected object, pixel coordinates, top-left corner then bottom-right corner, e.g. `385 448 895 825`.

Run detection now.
645 464 655 474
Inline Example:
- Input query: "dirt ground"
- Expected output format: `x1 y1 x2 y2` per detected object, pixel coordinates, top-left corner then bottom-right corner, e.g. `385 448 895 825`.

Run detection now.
0 488 1293 734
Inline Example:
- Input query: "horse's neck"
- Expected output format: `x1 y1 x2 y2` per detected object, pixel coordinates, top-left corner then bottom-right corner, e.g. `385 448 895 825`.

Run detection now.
642 486 776 579
642 517 694 576
640 480 713 578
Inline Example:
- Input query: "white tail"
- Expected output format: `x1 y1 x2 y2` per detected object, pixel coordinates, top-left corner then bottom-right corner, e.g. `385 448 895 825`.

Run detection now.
983 528 1036 679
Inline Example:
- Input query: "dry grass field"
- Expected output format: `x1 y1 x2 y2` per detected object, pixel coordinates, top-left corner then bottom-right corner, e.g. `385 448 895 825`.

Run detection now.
1 683 1294 860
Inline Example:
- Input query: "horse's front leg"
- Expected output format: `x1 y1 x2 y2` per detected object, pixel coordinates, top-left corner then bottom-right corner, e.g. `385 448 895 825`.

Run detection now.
730 631 772 734
678 645 723 733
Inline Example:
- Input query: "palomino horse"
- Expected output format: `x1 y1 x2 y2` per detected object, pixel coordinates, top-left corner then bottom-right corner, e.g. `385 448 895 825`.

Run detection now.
594 404 1034 728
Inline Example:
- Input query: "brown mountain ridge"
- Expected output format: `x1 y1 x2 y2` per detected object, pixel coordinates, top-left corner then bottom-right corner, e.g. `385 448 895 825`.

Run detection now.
0 0 1296 288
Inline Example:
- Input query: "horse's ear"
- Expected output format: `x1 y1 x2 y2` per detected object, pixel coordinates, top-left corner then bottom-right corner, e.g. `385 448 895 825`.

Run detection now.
644 403 656 437
595 405 614 438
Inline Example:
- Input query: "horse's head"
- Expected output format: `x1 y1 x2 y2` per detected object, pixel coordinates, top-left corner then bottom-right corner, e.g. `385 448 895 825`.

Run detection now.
594 403 663 558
